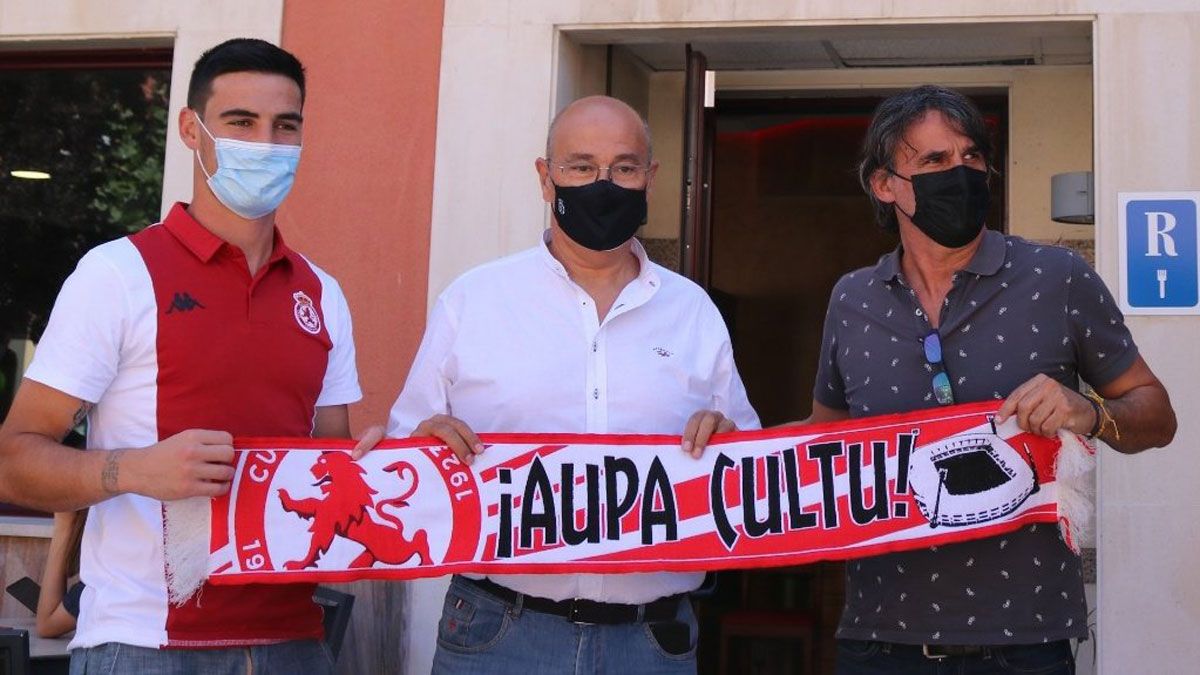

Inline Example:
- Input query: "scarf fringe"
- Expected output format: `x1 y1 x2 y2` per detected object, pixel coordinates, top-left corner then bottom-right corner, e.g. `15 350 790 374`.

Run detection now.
163 496 211 605
1054 431 1097 553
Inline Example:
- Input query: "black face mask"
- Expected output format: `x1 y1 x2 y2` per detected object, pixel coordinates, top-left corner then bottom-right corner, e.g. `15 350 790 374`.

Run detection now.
552 180 647 251
892 165 990 248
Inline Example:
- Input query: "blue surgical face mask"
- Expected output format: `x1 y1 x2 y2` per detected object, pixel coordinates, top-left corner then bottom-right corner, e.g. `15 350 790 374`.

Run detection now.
194 114 301 219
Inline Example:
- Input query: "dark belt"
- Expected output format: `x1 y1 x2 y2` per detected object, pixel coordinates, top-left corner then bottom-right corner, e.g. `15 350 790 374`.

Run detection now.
919 644 991 659
462 576 683 625
855 638 1071 661
858 641 994 660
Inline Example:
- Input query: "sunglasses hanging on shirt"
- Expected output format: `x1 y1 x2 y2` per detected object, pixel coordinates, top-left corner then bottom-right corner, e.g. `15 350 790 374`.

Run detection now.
922 329 956 406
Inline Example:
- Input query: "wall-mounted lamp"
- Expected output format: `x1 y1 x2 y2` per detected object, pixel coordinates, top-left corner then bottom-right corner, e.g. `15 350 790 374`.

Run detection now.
1050 171 1093 224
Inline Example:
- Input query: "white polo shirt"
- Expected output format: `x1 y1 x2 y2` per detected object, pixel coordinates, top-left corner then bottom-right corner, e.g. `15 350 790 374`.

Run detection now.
388 233 759 604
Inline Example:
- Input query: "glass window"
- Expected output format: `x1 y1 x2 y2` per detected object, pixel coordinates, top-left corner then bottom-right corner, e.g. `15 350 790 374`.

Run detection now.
0 49 171 517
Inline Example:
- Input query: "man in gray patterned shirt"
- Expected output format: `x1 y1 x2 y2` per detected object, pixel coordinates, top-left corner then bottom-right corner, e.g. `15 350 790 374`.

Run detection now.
808 85 1177 674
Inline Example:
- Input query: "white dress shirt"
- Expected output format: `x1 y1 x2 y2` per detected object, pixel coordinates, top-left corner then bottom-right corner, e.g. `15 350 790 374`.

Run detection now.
389 232 759 603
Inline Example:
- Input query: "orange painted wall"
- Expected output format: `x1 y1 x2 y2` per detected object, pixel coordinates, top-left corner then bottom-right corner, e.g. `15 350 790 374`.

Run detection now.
279 0 444 432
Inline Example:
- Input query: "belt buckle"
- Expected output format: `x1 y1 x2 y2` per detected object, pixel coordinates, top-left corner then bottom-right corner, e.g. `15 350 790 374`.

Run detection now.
566 599 594 625
922 644 950 660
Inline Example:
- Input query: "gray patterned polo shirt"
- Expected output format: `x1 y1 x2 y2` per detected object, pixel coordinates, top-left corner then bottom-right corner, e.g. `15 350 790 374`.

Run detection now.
814 230 1138 645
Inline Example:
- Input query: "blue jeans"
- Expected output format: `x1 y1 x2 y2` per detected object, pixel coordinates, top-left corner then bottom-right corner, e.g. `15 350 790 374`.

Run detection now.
69 639 333 675
431 575 698 675
836 639 1075 675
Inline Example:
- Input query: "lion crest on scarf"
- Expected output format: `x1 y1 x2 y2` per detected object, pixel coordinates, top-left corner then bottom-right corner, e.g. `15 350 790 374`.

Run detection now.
278 451 431 570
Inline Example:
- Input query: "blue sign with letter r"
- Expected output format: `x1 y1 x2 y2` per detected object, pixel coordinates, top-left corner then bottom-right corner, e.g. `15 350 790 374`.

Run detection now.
1125 198 1198 309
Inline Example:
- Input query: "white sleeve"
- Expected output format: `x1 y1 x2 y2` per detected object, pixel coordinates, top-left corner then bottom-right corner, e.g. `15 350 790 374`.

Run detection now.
315 277 362 407
24 248 127 404
387 294 458 436
712 339 761 431
705 307 761 431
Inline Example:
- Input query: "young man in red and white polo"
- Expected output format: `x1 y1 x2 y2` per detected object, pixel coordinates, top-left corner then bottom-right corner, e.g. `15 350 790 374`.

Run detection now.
0 39 372 673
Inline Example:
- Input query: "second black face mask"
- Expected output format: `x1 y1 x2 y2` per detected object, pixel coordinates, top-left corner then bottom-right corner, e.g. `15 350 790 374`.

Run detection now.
552 180 647 251
898 165 991 248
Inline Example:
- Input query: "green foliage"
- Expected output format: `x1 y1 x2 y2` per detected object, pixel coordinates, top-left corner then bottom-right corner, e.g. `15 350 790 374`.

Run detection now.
90 85 169 231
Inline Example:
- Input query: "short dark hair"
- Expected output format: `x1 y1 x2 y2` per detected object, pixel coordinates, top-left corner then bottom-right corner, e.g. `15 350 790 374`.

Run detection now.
187 38 306 114
858 85 994 233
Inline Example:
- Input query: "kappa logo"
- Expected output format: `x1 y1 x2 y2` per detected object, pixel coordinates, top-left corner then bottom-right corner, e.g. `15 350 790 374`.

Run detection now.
278 452 432 569
652 347 673 358
556 197 566 215
165 292 205 314
292 291 322 335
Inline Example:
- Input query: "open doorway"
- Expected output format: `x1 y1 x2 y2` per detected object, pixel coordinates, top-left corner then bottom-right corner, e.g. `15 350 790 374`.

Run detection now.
709 92 1008 426
694 90 1008 675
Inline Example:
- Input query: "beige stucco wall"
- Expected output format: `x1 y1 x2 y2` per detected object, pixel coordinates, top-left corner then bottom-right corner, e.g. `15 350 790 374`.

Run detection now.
610 46 651 121
1009 67 1094 241
432 2 1199 674
646 71 686 239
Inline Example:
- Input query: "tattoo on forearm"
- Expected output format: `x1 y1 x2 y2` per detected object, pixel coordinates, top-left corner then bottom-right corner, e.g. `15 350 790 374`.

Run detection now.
102 449 124 494
71 402 94 429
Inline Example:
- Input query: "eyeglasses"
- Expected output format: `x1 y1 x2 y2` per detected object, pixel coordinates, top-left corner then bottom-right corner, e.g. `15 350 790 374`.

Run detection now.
548 160 650 189
922 329 955 406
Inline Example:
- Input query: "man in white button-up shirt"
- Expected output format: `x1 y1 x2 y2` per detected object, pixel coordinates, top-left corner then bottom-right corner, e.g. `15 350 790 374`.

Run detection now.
387 96 759 674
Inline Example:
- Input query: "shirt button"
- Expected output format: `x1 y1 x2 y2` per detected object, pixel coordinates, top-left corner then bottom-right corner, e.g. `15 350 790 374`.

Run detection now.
592 341 597 352
593 388 599 400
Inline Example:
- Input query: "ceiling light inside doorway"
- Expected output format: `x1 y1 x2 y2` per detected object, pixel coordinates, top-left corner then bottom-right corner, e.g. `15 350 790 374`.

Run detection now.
10 170 52 180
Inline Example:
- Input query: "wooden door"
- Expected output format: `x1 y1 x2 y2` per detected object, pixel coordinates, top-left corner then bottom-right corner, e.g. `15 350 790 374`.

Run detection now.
679 45 715 287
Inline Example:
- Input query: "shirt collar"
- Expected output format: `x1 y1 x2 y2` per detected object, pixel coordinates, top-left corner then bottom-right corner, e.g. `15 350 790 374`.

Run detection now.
871 228 1007 281
163 203 224 262
961 228 1007 276
871 247 902 282
538 228 564 275
538 230 662 291
628 236 661 290
163 202 294 267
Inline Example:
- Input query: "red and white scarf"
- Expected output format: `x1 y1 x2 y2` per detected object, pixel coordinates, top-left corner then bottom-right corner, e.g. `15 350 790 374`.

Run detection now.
164 400 1094 602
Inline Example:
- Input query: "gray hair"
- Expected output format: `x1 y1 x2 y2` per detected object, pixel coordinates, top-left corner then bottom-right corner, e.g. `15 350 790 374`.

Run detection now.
858 85 995 233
